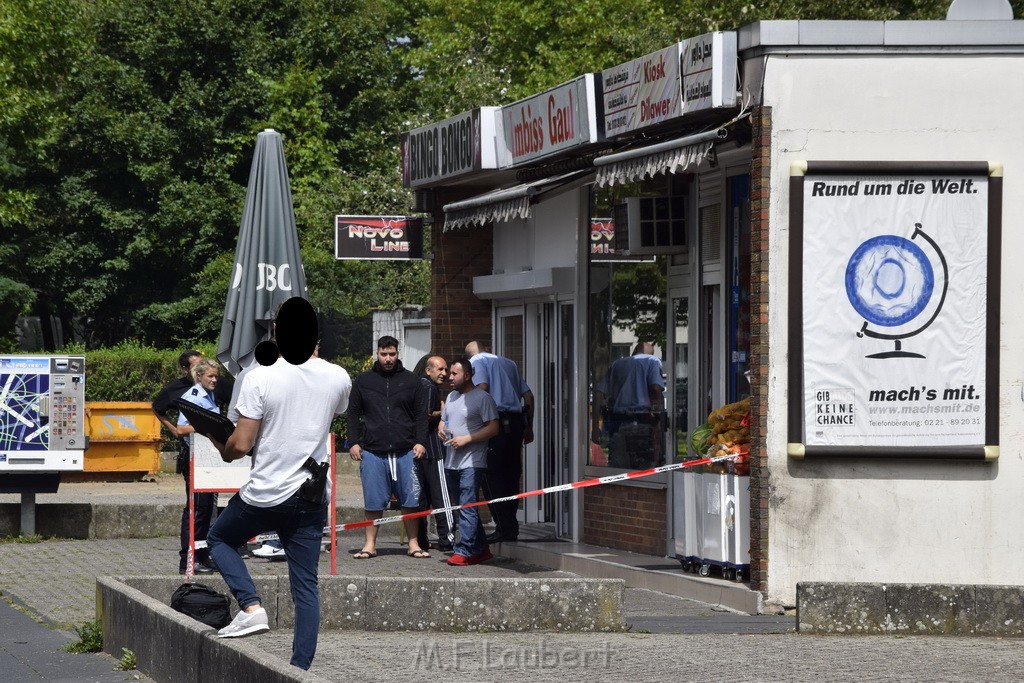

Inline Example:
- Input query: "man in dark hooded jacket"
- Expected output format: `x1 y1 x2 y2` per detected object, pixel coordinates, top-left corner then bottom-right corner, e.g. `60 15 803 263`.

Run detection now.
347 335 429 559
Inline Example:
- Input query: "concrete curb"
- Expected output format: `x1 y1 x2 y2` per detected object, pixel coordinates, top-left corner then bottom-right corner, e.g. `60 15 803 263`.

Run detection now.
798 582 1024 635
109 575 624 634
502 541 762 615
97 577 325 683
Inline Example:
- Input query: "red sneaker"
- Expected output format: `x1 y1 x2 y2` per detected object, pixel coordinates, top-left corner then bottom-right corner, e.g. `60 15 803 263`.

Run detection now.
467 549 493 564
447 553 471 566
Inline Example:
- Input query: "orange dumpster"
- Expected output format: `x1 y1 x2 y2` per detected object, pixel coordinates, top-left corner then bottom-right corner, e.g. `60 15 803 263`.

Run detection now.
84 402 162 474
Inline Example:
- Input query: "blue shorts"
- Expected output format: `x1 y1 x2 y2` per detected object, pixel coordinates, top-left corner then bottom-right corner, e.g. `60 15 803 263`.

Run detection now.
359 449 421 511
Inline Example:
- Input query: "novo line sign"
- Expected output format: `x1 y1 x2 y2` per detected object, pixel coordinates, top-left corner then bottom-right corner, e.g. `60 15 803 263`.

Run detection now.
335 215 423 260
500 74 599 167
400 107 501 188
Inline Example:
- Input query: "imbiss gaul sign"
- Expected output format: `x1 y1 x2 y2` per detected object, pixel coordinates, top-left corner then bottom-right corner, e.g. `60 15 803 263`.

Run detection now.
500 74 599 167
401 107 502 188
335 216 423 260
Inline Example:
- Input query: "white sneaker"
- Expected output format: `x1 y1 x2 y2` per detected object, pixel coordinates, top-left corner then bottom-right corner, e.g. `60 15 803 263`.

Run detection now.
252 544 286 559
217 607 269 638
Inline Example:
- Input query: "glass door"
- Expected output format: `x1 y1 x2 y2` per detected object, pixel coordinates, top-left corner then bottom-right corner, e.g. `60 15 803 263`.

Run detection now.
556 301 575 538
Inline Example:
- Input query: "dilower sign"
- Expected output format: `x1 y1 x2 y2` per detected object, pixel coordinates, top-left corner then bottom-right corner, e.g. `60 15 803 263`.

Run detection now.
601 32 737 138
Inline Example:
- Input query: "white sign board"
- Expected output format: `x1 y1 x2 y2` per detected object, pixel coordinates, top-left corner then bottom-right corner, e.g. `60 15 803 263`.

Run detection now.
499 74 599 167
192 435 250 491
680 32 738 114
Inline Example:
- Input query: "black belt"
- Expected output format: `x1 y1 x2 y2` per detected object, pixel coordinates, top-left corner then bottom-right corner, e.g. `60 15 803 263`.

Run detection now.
610 412 658 422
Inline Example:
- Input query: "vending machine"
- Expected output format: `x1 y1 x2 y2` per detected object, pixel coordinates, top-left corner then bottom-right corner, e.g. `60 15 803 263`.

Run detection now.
0 355 87 473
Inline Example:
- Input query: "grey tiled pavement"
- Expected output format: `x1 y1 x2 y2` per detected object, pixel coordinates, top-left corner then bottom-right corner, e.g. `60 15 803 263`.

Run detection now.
2 475 1023 681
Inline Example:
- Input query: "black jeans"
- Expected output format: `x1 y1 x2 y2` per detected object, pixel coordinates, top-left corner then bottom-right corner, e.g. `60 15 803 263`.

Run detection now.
179 444 216 571
483 414 524 538
415 456 458 547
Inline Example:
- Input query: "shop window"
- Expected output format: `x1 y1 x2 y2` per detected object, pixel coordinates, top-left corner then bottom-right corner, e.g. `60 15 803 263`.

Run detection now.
587 175 687 470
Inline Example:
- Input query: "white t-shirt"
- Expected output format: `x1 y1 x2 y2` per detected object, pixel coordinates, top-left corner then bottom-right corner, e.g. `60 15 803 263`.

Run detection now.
233 357 352 507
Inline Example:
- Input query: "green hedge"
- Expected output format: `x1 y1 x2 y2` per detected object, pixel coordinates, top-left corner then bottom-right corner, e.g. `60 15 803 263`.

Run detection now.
59 341 216 402
52 341 366 442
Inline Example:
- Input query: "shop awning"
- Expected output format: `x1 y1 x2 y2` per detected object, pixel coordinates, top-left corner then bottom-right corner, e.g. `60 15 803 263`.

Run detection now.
443 170 593 231
593 127 730 188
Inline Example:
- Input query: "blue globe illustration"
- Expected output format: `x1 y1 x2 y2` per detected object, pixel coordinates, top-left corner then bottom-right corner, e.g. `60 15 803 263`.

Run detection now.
845 235 934 327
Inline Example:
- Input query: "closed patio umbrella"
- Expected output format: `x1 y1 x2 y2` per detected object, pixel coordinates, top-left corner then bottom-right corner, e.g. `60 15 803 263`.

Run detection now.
216 129 307 376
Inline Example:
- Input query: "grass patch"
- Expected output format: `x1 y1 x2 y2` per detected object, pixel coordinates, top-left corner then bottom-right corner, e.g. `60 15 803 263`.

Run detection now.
114 647 137 671
0 534 46 544
64 619 103 653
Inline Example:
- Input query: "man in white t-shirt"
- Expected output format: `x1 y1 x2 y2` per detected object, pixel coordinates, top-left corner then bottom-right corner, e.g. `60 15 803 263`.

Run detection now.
206 297 351 671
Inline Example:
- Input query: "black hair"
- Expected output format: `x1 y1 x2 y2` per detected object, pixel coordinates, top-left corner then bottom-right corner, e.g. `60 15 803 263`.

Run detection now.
377 335 399 350
178 350 201 369
452 356 474 378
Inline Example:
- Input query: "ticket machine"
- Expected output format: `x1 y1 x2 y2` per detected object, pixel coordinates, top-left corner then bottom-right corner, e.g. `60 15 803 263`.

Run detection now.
0 355 87 534
0 355 87 472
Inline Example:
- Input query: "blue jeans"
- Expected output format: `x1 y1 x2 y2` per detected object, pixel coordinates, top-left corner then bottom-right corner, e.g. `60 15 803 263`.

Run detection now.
207 492 326 670
448 467 487 557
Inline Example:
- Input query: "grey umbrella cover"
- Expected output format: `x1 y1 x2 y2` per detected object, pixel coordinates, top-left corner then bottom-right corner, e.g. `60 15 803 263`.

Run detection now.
216 129 307 377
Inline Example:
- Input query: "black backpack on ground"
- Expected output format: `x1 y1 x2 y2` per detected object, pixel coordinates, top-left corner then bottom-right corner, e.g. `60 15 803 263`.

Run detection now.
170 582 232 629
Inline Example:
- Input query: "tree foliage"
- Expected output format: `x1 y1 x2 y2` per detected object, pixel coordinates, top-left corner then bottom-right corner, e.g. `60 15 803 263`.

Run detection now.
1 0 424 349
1 0 1019 350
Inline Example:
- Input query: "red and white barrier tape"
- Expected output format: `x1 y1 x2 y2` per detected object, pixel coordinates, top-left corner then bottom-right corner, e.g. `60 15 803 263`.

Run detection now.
234 452 741 544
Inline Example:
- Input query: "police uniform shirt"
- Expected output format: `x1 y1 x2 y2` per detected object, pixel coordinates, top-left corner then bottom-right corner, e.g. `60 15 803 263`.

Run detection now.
176 382 219 442
469 352 530 413
604 354 665 414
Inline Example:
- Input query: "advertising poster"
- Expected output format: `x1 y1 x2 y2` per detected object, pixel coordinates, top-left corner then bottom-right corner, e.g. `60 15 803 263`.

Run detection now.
789 162 1001 458
334 216 424 261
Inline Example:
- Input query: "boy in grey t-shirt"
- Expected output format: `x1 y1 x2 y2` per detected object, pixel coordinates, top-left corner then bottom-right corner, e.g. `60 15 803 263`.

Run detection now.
440 357 498 565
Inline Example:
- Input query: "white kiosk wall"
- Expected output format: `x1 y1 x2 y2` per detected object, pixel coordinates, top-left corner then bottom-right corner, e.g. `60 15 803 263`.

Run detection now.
761 53 1024 605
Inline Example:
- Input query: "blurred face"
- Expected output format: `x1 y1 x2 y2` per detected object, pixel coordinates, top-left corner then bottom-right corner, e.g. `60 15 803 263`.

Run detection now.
198 368 218 392
425 358 448 387
450 361 471 391
181 354 201 376
377 345 398 372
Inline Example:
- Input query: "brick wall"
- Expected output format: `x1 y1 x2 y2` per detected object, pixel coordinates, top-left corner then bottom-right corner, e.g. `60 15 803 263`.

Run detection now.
429 190 495 360
583 484 666 556
748 106 771 593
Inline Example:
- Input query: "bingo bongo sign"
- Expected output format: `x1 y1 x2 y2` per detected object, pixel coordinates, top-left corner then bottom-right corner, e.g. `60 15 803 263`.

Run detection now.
334 215 424 261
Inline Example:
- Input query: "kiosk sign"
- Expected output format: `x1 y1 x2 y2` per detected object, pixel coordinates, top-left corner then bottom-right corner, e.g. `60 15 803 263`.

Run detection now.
602 43 681 137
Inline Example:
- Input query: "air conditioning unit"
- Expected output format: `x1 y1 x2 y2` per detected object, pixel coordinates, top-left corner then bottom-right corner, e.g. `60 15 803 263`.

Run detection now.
613 196 687 255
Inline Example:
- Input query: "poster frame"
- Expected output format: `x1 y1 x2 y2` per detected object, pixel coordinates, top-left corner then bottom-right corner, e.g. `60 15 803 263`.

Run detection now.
787 160 1001 460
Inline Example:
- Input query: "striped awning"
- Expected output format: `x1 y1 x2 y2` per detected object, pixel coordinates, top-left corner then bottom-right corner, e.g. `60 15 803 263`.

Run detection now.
594 128 729 188
443 170 592 231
